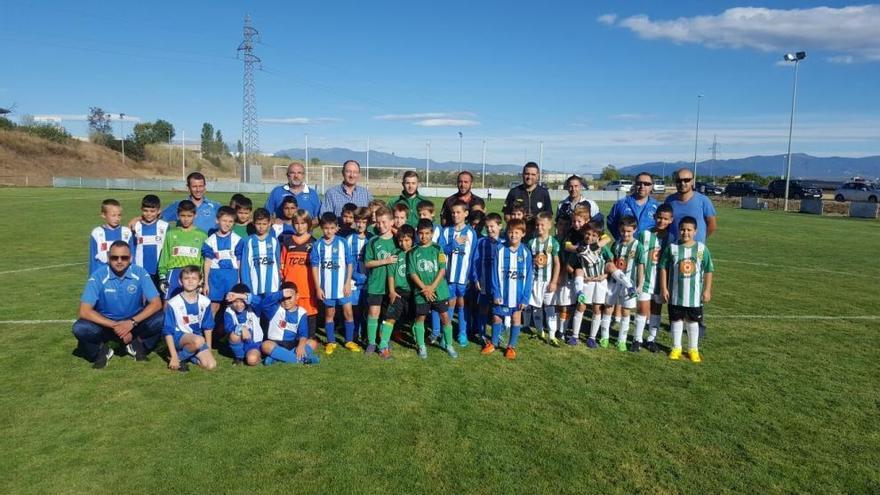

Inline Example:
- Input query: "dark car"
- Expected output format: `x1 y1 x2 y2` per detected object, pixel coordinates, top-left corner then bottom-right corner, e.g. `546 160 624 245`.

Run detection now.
724 181 769 197
767 179 822 199
696 181 724 195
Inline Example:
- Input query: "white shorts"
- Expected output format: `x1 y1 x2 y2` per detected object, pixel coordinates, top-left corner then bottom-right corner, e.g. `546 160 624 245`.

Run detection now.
605 281 637 309
637 291 663 303
582 279 608 305
551 279 575 306
529 280 554 307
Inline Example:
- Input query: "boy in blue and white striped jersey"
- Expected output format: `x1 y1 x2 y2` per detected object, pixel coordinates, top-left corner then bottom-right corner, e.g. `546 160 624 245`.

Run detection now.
202 206 244 317
89 198 135 275
132 194 169 292
439 200 477 346
471 213 504 343
223 283 263 366
346 207 373 347
163 266 217 372
482 219 533 360
240 208 281 296
310 212 356 354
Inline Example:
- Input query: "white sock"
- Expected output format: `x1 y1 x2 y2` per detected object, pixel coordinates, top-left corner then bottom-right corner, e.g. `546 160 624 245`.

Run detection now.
647 314 661 342
617 315 631 343
547 312 558 337
600 314 612 340
571 311 584 338
574 276 584 294
589 315 601 339
612 269 633 289
687 321 700 351
633 314 647 343
671 320 683 349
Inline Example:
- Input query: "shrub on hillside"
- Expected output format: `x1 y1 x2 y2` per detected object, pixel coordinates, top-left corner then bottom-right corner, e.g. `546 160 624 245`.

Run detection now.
0 117 14 131
18 123 73 144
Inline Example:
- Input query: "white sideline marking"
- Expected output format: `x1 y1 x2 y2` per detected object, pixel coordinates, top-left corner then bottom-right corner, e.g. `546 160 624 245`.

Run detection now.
0 319 74 324
715 259 870 278
712 315 880 320
0 262 85 275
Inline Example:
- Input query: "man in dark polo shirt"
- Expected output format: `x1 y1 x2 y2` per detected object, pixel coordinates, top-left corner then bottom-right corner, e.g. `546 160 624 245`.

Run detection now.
502 162 552 234
440 171 485 226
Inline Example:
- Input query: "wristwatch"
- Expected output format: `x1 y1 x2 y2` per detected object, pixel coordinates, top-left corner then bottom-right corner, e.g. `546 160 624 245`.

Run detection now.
130 318 138 326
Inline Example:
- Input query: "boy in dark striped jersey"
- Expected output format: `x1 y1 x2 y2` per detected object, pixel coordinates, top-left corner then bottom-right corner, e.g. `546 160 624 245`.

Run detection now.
631 204 673 352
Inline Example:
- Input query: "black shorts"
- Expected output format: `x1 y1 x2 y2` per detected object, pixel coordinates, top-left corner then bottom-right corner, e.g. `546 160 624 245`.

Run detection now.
386 291 412 321
150 273 164 297
366 294 385 306
416 300 449 316
668 305 704 323
307 315 317 340
270 339 297 350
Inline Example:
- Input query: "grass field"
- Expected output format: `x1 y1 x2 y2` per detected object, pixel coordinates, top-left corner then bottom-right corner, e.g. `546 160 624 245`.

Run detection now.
1 187 878 494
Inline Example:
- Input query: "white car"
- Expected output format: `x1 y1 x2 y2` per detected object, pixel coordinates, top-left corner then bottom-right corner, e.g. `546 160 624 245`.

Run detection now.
653 179 666 194
834 182 878 202
603 180 633 192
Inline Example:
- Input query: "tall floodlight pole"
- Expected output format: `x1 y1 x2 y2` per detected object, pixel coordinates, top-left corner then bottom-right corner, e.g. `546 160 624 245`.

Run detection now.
538 140 543 169
118 113 126 167
366 138 370 183
238 15 261 183
481 139 487 190
783 51 806 212
458 131 463 173
168 129 172 169
304 133 309 183
693 94 703 179
182 130 186 180
426 139 431 188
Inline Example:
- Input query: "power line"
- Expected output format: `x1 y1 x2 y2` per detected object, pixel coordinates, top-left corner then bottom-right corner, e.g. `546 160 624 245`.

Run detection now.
238 14 261 183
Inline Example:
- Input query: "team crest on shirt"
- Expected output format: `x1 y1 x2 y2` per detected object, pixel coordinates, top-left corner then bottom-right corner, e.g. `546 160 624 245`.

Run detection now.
100 242 108 251
127 284 137 294
651 249 660 263
534 252 548 268
279 320 287 328
182 315 191 324
397 264 406 277
418 259 437 272
537 202 544 209
679 259 696 277
516 255 524 263
438 253 447 264
614 257 626 270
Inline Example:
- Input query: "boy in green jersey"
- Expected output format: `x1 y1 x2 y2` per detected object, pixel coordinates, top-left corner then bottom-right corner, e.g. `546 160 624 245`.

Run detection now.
659 216 714 363
158 200 208 301
632 204 673 353
568 220 613 348
602 216 643 352
386 225 421 357
408 219 458 359
231 196 255 238
363 206 398 358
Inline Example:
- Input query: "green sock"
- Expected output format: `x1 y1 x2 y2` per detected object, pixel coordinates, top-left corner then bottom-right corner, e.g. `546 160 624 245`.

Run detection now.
442 324 454 347
379 322 394 349
413 322 426 348
367 317 378 346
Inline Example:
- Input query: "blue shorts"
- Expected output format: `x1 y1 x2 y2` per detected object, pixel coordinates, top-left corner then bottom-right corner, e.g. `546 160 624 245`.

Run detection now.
171 331 206 350
448 283 469 298
492 305 521 318
208 269 239 302
244 341 262 354
324 296 352 308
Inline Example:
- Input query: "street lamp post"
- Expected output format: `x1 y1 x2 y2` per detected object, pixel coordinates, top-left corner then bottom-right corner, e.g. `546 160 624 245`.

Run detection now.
458 131 463 173
693 95 702 179
426 139 431 188
118 113 126 167
481 139 487 190
783 51 806 212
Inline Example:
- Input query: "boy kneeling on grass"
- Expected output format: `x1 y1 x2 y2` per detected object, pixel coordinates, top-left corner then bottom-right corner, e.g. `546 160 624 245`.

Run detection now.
164 265 218 372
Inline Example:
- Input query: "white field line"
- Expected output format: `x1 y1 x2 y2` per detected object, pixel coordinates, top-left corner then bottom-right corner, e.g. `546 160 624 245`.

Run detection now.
0 319 74 324
714 259 871 278
0 262 85 275
711 315 880 320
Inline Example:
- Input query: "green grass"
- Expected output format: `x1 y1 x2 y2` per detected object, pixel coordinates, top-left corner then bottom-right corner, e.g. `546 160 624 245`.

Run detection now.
1 187 878 494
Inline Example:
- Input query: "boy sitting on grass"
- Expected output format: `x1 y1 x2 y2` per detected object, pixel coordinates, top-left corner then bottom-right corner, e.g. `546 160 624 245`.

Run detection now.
164 265 218 372
224 283 263 366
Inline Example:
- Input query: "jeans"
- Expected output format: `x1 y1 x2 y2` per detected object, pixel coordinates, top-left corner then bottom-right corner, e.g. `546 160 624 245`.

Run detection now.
71 312 163 362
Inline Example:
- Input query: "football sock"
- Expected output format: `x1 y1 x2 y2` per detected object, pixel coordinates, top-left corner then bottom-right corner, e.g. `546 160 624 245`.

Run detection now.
379 322 393 350
442 324 454 348
648 314 661 341
447 305 455 330
590 314 602 339
600 314 612 340
617 315 631 343
611 269 634 289
431 311 441 337
510 325 521 348
457 306 467 339
366 317 379 346
687 321 700 350
671 320 684 349
491 322 503 346
571 310 585 338
412 322 426 348
229 340 244 360
269 345 296 363
476 312 488 339
574 276 585 294
633 314 647 343
344 320 355 343
532 307 544 333
325 321 336 344
545 306 557 336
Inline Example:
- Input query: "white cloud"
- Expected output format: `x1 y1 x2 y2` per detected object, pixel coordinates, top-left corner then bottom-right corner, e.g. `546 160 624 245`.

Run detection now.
827 55 855 64
260 117 341 125
374 111 476 122
606 6 880 62
609 113 656 121
597 13 617 25
414 118 480 127
32 114 140 122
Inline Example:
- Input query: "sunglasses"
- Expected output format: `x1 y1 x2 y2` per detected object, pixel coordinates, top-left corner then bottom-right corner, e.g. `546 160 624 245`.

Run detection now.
676 178 694 184
109 255 131 261
635 181 653 187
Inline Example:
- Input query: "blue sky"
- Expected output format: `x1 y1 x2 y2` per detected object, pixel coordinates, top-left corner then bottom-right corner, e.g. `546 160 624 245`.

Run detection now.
2 0 878 172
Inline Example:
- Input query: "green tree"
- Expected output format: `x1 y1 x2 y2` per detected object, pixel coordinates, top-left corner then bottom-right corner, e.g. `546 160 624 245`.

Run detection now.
310 157 320 167
236 140 244 163
200 123 215 155
87 107 112 136
153 119 175 142
214 129 229 155
600 165 620 181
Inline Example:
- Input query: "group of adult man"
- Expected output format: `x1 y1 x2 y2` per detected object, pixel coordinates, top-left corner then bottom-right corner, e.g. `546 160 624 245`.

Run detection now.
72 159 717 366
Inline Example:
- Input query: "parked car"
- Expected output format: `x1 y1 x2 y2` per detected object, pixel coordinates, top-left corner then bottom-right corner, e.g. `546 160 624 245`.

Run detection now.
695 181 724 195
653 179 666 194
603 179 633 192
724 181 769 197
767 179 823 200
834 182 878 202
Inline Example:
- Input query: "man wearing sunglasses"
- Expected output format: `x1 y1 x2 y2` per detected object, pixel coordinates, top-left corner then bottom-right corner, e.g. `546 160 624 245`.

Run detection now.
606 172 660 240
72 240 164 369
664 168 717 243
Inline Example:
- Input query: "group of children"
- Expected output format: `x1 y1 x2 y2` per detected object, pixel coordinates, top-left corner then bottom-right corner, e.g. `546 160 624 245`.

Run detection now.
89 189 714 371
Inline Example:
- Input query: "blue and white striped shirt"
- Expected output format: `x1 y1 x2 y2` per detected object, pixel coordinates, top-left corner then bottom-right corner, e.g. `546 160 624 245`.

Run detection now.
491 244 533 308
346 232 372 287
133 219 168 275
240 234 281 295
309 236 353 300
439 225 477 285
202 232 244 270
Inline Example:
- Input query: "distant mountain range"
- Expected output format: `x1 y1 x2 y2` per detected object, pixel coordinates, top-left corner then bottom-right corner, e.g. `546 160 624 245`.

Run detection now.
618 153 880 180
275 147 880 180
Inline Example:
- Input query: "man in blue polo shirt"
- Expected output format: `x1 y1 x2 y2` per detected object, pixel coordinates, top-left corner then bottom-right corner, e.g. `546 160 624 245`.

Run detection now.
665 167 717 243
160 172 222 232
72 241 164 369
606 172 660 240
320 159 373 217
265 162 321 222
